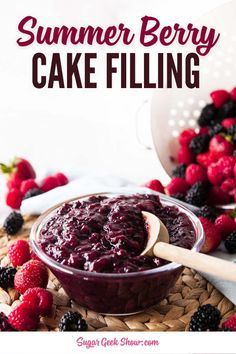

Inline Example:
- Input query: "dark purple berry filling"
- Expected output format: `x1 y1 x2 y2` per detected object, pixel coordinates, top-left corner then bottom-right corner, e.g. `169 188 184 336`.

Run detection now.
39 194 195 273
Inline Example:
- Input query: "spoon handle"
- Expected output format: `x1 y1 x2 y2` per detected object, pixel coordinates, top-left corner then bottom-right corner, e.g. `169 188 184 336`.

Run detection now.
154 242 236 282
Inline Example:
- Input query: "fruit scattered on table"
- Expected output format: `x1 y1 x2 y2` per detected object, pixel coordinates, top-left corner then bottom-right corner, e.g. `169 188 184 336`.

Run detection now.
222 312 236 331
189 304 221 331
0 312 15 331
0 157 69 209
8 240 31 267
8 301 40 331
224 231 236 254
59 311 88 331
22 288 53 316
3 212 24 235
0 266 17 289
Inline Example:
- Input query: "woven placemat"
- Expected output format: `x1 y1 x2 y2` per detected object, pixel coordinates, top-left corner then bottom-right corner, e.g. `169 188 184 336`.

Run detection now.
0 215 235 331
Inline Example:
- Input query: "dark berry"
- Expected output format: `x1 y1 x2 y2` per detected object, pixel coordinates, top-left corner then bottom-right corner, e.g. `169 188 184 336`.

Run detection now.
227 125 236 136
3 212 24 235
23 188 43 200
171 164 186 178
172 193 186 202
224 231 236 254
0 312 15 331
0 267 17 289
189 304 221 331
189 135 210 154
59 311 88 331
185 181 209 206
217 100 236 121
195 205 218 222
198 104 217 127
209 124 225 137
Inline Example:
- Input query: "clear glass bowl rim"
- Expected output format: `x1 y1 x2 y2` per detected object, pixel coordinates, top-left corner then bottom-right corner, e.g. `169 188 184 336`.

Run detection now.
30 191 205 279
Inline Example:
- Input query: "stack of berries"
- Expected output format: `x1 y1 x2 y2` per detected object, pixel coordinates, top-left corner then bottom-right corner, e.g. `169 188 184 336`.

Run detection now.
0 239 87 331
0 157 69 209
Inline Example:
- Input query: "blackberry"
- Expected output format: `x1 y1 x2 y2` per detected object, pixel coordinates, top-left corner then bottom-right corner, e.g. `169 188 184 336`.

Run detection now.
224 231 236 254
209 123 225 137
189 304 221 331
185 181 209 206
198 104 217 127
171 164 186 178
172 193 185 202
23 188 43 200
0 267 17 289
3 212 24 235
227 125 236 136
217 100 236 121
59 311 88 331
189 134 210 154
0 312 14 331
195 205 218 222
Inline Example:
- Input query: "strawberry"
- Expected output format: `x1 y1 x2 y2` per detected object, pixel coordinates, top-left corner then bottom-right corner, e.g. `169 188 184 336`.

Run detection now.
6 174 22 190
221 118 236 129
208 186 231 205
209 135 234 156
185 164 207 186
178 146 195 164
40 176 59 192
230 87 236 101
0 157 36 181
14 260 48 294
210 89 230 108
23 288 53 316
8 240 31 267
178 129 197 146
20 179 39 195
207 163 224 186
6 189 23 209
222 313 236 331
144 179 165 193
215 214 236 240
165 178 189 196
8 302 40 331
199 217 222 253
54 172 68 186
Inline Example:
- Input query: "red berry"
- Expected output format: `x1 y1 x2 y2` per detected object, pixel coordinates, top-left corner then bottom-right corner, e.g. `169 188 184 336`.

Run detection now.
199 127 209 135
54 172 68 186
207 163 224 185
217 156 235 179
178 129 197 146
196 151 220 169
20 179 38 195
230 87 236 101
178 146 195 164
8 240 31 267
144 179 165 193
208 186 231 205
165 178 189 196
6 174 22 190
222 118 236 129
199 217 222 253
14 260 48 294
6 189 23 209
14 158 36 181
210 89 230 108
221 178 235 194
185 164 207 186
222 313 236 331
8 302 40 331
23 288 53 316
209 135 234 156
215 214 236 239
40 176 59 192
233 163 236 180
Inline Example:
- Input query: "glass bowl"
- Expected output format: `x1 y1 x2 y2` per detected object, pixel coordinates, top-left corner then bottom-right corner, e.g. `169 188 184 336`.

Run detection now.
30 192 204 315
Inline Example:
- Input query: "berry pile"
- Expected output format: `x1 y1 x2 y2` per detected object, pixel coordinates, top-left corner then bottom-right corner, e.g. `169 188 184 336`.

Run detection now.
0 157 69 209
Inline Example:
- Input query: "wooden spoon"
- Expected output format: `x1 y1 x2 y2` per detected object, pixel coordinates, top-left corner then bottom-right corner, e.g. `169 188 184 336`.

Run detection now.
141 211 236 282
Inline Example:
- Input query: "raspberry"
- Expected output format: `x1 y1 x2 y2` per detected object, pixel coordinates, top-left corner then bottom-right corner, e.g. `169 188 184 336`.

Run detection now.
40 176 59 192
0 312 15 331
215 214 236 240
177 145 195 164
59 311 88 331
185 164 207 186
207 163 224 185
197 103 217 127
6 188 23 209
171 164 186 178
144 179 164 193
178 129 197 146
23 188 43 200
189 304 221 331
208 186 231 205
189 134 210 154
14 260 48 294
3 212 24 235
23 288 53 316
222 118 236 129
8 302 40 331
222 313 236 331
54 172 69 186
199 217 222 253
209 134 234 156
165 178 189 196
217 156 235 179
20 179 38 195
230 87 236 101
185 181 209 206
210 89 230 108
221 178 235 194
8 240 31 267
197 151 220 168
224 231 236 254
0 267 17 289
